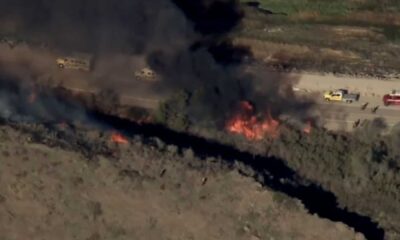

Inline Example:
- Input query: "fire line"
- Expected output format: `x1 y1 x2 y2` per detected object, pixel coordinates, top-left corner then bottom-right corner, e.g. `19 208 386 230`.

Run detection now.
226 101 279 140
111 132 129 144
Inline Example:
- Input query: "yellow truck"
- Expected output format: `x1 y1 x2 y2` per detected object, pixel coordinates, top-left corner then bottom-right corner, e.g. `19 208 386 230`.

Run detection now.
324 89 360 103
56 54 92 71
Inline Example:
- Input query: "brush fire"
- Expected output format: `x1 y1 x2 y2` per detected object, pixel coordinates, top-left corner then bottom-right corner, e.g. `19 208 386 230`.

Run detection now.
226 101 280 140
303 120 312 134
111 132 129 144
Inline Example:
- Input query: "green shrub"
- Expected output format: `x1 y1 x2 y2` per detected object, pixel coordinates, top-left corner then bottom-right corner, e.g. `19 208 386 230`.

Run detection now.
155 90 191 131
269 122 400 233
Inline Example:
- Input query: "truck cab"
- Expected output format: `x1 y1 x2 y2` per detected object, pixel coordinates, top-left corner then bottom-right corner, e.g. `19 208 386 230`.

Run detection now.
324 89 350 101
324 90 345 101
56 54 92 71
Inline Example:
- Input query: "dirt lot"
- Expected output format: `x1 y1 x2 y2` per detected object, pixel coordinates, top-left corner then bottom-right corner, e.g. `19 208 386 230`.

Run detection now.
0 125 364 240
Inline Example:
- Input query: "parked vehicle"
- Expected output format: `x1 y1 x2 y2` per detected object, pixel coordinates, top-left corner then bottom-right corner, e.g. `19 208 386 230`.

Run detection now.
56 54 92 71
134 67 159 82
383 90 400 106
323 89 360 103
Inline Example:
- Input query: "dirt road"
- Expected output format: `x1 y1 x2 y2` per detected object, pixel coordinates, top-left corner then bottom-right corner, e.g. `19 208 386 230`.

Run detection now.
295 72 400 97
58 69 400 131
316 97 400 131
292 72 400 130
1 42 398 131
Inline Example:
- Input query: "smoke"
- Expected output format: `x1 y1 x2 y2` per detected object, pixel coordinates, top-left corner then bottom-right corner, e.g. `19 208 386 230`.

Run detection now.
0 0 316 126
0 0 196 53
0 74 89 123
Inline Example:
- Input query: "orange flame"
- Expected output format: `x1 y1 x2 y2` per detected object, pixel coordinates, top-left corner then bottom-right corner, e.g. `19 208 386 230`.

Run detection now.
111 132 129 144
303 121 312 134
226 101 279 140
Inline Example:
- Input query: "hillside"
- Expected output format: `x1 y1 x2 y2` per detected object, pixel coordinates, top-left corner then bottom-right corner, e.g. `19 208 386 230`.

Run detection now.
0 124 364 240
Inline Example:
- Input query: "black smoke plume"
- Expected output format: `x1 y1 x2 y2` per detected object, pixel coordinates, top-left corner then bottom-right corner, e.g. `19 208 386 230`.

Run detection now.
0 73 88 123
0 0 315 126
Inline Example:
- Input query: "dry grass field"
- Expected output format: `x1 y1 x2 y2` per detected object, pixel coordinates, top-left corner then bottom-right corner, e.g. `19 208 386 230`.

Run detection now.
238 0 400 77
0 125 364 240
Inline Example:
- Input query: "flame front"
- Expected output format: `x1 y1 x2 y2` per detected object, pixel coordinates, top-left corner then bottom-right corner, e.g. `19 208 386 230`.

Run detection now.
111 132 129 144
303 120 312 134
226 101 279 140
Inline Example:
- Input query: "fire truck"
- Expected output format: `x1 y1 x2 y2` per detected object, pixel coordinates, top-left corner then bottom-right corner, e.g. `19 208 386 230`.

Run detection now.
56 53 92 71
134 67 159 82
383 90 400 106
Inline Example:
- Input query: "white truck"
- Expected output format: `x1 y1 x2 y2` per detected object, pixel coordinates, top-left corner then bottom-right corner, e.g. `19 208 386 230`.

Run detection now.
134 67 159 82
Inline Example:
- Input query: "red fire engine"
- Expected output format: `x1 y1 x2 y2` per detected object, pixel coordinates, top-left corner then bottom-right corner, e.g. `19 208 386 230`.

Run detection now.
383 90 400 106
